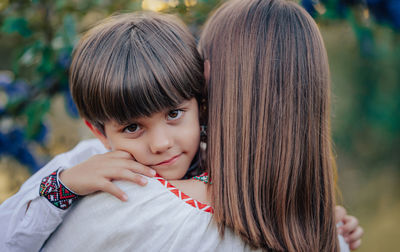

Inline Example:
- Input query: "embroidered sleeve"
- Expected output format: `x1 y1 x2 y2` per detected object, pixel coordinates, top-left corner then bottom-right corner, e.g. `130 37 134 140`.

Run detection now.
39 168 80 210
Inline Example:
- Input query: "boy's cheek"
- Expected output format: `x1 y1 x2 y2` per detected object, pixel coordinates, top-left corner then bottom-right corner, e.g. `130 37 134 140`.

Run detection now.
89 124 112 150
98 137 112 150
117 146 145 163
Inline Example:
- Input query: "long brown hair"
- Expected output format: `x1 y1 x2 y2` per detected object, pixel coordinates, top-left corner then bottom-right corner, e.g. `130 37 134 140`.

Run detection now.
199 0 338 251
70 12 204 133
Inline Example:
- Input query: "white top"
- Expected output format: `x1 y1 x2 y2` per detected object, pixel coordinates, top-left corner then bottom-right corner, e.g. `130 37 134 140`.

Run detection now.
42 177 254 252
0 139 350 252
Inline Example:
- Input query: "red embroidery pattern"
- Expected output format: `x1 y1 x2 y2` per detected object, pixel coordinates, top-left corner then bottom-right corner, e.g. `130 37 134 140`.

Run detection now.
155 174 213 214
39 169 80 210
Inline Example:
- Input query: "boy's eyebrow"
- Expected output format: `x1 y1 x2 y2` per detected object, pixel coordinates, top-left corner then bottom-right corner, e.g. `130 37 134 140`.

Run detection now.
118 113 154 126
117 99 192 125
119 117 140 125
171 99 191 109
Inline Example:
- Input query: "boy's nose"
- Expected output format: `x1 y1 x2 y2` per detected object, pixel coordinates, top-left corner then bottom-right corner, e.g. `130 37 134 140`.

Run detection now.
149 127 173 154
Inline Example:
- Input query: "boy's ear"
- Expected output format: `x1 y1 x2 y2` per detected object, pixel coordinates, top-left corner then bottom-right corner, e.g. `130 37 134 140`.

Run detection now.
204 60 210 83
84 120 111 150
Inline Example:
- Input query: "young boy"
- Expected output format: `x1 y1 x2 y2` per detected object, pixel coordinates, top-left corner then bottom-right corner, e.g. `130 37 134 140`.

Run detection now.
0 11 205 252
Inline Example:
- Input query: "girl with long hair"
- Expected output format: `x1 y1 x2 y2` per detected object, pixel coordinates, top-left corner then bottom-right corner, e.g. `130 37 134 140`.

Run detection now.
200 0 338 250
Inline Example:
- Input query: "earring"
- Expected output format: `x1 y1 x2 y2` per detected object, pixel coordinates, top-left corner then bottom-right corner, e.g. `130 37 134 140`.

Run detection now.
200 125 207 142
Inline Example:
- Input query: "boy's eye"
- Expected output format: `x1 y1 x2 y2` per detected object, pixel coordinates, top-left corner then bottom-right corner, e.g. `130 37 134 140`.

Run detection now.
167 109 183 120
123 124 140 133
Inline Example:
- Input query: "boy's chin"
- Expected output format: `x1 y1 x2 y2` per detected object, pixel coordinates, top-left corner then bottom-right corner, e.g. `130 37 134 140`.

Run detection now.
156 170 186 181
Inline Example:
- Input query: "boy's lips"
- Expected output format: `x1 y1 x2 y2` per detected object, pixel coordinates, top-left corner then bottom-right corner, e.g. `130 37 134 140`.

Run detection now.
153 153 182 166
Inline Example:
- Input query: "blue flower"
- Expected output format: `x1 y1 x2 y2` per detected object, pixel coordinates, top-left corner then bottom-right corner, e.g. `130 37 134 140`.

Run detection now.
301 0 317 16
33 122 48 144
0 131 8 155
366 0 400 30
0 128 39 172
1 80 29 101
7 129 25 155
387 0 400 29
16 147 40 172
57 51 72 69
64 90 79 118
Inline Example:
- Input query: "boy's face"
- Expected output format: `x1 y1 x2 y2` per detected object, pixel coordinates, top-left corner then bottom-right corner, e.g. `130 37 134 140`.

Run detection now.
95 98 200 180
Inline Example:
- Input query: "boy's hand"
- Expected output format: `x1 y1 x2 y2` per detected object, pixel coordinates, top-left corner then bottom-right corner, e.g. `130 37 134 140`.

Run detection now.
335 205 364 250
59 151 156 201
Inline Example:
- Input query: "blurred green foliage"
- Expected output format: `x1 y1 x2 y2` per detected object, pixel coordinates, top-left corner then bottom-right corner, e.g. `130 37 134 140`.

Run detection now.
314 2 400 171
0 0 398 172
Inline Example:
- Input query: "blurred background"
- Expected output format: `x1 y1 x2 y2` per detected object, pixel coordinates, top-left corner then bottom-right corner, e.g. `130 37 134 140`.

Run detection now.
0 0 399 250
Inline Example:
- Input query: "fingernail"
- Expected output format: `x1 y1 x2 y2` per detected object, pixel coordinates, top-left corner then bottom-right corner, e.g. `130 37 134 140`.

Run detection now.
122 194 128 201
141 177 148 185
150 170 156 176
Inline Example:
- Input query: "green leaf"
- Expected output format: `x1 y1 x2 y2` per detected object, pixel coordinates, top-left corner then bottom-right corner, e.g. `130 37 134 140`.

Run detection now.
37 46 54 74
55 0 67 10
24 98 50 140
1 17 32 38
62 14 76 45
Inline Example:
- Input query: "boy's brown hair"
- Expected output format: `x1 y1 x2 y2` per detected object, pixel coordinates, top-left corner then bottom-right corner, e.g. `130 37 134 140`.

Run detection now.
199 0 338 251
70 12 204 133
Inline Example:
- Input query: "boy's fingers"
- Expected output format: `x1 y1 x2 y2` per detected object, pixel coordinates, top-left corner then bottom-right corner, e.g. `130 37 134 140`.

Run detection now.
108 152 156 177
335 205 347 223
109 150 132 159
347 227 364 243
102 181 128 201
349 239 362 251
342 216 359 236
128 162 156 177
108 169 148 186
128 174 148 186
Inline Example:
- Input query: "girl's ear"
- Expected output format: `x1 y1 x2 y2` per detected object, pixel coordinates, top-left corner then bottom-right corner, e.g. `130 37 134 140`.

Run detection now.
204 60 210 83
84 119 111 150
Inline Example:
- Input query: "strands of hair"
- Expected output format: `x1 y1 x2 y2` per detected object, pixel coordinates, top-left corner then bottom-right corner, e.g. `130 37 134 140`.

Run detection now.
70 12 204 131
199 0 338 251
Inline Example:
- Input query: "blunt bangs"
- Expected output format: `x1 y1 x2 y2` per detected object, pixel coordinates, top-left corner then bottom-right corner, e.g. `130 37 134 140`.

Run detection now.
70 12 204 128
